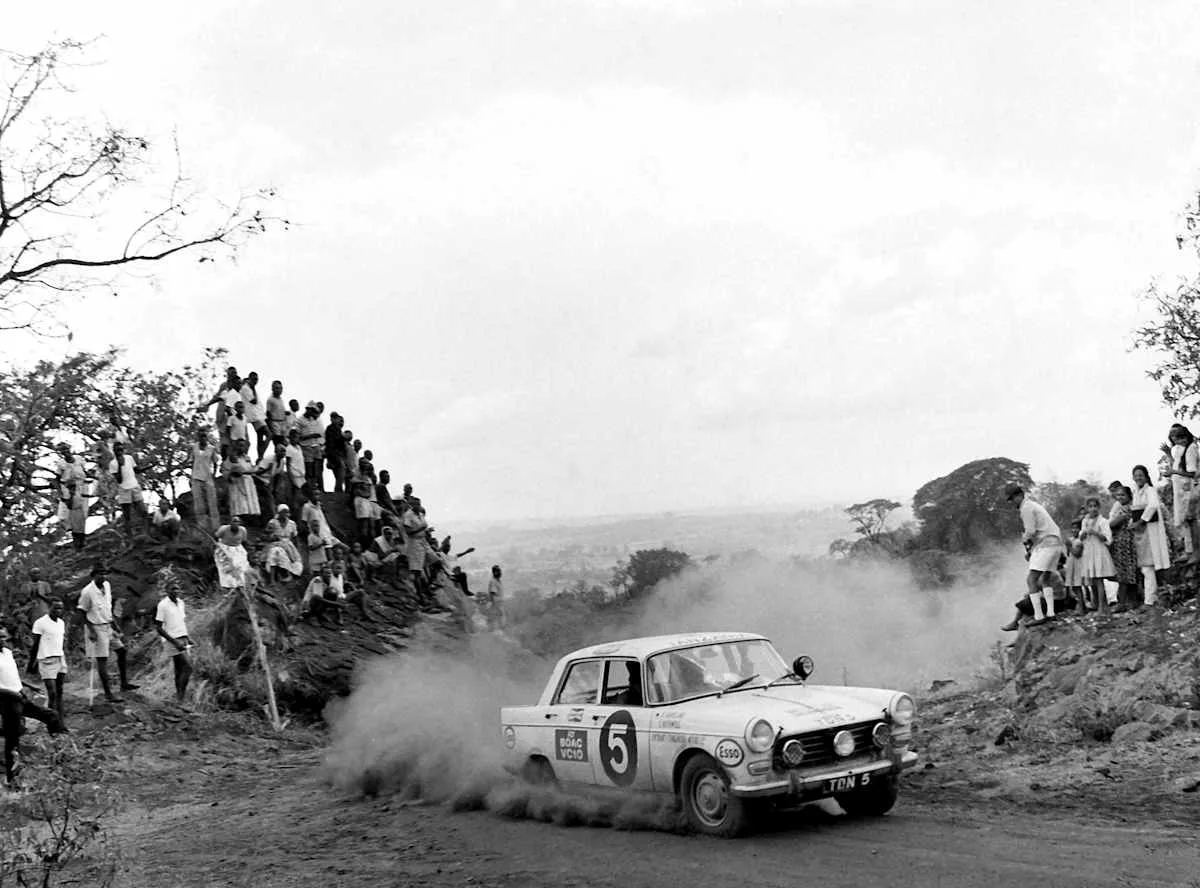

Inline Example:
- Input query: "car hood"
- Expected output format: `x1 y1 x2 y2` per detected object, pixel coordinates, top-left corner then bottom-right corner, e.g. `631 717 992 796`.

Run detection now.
650 683 893 736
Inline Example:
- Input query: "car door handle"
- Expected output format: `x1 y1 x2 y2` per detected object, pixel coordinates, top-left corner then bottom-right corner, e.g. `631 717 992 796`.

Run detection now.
591 715 602 722
545 713 558 720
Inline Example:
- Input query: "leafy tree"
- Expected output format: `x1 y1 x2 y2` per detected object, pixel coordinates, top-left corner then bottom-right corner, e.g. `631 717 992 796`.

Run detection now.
611 547 692 598
846 498 902 539
0 40 282 336
1133 188 1200 416
913 457 1033 552
827 538 854 559
0 351 116 549
0 347 228 549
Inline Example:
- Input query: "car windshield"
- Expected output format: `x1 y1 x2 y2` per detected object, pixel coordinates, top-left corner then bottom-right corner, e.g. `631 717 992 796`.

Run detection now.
645 640 789 704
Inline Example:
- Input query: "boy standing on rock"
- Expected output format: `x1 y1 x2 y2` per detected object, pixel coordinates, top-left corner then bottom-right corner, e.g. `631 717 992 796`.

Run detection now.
28 599 68 724
1005 484 1066 625
74 565 138 704
2 624 66 789
155 583 192 703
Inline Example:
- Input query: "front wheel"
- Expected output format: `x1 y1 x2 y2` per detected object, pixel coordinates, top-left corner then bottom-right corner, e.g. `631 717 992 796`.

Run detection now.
679 754 753 837
836 774 899 817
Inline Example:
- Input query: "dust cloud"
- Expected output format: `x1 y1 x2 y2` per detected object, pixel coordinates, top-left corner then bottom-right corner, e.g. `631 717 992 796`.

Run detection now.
325 549 1024 820
628 548 1026 693
322 631 686 831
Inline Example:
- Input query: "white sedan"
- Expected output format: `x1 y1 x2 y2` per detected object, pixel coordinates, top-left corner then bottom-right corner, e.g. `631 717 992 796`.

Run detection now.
500 631 918 837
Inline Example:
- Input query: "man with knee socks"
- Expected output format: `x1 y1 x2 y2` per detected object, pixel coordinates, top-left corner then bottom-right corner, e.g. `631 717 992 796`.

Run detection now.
1005 485 1065 624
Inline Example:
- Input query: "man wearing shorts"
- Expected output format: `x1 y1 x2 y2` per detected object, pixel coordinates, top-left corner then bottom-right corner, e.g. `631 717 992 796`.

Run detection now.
1005 484 1065 623
74 565 138 704
155 583 192 703
2 624 65 788
28 599 68 724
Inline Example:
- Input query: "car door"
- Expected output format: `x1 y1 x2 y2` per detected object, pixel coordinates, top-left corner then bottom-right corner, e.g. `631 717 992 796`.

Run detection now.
582 658 655 792
544 659 603 785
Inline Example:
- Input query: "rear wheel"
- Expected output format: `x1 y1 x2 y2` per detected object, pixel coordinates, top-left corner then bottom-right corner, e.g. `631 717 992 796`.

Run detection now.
836 774 899 817
679 754 753 838
520 757 557 787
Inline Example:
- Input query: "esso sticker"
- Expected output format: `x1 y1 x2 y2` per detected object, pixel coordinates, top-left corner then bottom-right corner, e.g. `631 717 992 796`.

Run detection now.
503 726 516 749
715 739 744 767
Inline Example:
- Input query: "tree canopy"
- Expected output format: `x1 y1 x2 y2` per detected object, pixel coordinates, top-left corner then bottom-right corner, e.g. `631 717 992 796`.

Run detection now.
0 40 282 336
913 457 1032 552
845 498 902 539
1133 188 1200 416
611 547 693 598
0 348 227 550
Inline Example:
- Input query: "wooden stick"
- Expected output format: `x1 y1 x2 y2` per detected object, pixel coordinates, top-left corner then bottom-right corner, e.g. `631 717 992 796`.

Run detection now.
240 582 282 731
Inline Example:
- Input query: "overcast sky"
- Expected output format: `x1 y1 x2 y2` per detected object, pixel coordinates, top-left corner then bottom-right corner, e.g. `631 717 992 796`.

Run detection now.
8 1 1200 522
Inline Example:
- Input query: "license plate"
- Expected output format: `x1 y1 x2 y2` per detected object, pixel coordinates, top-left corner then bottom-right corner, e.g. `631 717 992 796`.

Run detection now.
823 774 861 793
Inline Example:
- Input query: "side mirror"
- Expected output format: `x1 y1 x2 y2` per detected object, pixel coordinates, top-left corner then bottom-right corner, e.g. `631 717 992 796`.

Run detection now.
792 656 814 681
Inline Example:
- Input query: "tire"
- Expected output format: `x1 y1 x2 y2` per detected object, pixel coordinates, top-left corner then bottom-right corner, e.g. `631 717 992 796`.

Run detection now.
679 753 753 838
520 757 557 787
836 774 899 817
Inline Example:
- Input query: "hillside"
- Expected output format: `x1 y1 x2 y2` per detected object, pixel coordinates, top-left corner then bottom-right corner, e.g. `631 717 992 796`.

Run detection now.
908 596 1200 823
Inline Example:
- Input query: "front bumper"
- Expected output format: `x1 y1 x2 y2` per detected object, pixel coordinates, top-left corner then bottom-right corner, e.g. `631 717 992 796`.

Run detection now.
730 749 919 799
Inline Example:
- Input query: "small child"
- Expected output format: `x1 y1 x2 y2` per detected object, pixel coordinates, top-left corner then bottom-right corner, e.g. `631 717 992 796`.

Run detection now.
1062 522 1085 616
1078 497 1115 615
227 400 249 448
306 519 330 573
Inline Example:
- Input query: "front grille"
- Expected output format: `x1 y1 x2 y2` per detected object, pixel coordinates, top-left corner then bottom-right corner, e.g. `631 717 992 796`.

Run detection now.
774 720 879 770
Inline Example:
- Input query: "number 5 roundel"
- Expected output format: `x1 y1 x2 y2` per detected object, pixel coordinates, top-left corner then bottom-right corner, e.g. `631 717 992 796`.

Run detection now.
599 709 638 786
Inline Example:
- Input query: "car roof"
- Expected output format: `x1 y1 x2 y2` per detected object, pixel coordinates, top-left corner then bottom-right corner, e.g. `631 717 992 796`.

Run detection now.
563 632 768 661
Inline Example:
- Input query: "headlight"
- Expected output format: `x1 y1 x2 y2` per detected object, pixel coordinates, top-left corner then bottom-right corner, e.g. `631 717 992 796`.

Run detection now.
745 718 775 753
832 730 855 757
889 693 915 726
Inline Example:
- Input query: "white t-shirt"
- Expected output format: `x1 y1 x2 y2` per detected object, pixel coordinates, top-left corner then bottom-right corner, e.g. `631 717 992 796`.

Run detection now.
153 508 181 526
239 383 265 423
155 597 188 639
77 580 114 624
0 649 20 693
109 454 139 490
32 614 66 659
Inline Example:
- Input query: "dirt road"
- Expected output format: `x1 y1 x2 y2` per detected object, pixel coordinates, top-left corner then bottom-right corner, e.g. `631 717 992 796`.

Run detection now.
111 737 1199 888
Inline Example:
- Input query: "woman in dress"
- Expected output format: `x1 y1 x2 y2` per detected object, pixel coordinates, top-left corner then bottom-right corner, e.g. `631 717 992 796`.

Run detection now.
1167 424 1199 562
261 504 303 582
225 439 261 522
213 517 251 590
1078 496 1115 616
1131 464 1170 606
1108 484 1140 611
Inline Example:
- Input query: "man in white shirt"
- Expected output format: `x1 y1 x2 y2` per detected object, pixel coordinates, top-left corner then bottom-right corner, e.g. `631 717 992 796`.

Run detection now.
485 565 506 631
2 624 65 787
109 441 146 539
28 599 68 723
152 500 182 540
191 428 220 534
239 371 270 460
1005 484 1065 624
155 584 192 703
74 565 138 703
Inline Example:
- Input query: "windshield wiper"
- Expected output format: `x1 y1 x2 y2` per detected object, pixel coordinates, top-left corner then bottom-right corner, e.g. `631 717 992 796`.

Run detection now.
764 672 801 689
718 674 760 696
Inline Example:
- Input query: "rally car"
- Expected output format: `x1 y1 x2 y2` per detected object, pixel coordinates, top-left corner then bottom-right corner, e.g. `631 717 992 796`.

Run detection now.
499 632 918 837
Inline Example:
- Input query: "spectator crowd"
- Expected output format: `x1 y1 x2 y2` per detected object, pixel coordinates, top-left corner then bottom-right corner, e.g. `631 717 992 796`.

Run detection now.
1003 422 1200 629
2 363 510 790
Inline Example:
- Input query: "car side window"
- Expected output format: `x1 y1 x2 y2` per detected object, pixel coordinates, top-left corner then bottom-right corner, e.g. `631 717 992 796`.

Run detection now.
554 660 602 705
601 659 643 707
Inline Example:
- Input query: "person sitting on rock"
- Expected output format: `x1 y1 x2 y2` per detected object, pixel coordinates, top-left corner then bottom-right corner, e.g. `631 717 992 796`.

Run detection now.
345 541 369 587
299 564 347 626
151 499 182 541
262 505 304 583
364 525 403 582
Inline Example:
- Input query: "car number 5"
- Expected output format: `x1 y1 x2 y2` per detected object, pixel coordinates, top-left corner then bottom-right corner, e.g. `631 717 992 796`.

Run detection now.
599 710 638 786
